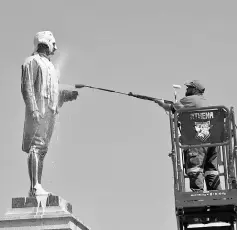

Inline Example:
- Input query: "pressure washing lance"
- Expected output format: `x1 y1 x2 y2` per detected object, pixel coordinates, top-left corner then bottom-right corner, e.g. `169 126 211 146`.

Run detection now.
74 84 174 104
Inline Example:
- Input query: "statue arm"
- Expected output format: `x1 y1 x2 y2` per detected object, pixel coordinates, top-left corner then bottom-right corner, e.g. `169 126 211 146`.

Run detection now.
21 59 39 113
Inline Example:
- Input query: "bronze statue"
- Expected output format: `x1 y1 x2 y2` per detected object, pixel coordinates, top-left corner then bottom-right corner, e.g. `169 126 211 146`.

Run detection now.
21 31 78 197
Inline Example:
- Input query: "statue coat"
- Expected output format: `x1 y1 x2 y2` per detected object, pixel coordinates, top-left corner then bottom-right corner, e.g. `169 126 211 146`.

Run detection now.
21 53 70 154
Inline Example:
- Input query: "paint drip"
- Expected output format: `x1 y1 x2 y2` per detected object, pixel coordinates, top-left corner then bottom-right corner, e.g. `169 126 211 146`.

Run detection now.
35 194 48 216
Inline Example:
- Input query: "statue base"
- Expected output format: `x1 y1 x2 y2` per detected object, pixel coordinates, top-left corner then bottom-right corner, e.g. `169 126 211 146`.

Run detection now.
0 194 89 230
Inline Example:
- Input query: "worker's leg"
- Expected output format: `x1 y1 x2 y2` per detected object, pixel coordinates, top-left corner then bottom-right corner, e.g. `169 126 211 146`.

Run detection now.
185 148 205 191
204 147 221 190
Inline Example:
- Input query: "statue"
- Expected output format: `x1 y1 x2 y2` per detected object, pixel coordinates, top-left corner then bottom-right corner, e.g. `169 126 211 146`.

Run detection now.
21 31 79 197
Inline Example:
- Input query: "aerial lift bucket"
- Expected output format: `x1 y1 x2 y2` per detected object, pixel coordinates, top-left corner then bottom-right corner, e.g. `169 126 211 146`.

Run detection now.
168 106 237 230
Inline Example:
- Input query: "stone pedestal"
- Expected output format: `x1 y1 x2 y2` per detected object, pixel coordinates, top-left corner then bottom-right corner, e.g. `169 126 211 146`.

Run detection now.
0 195 89 230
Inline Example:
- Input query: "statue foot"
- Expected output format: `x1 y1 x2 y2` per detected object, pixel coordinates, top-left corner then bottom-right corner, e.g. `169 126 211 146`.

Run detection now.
28 184 51 197
34 184 50 196
28 189 36 197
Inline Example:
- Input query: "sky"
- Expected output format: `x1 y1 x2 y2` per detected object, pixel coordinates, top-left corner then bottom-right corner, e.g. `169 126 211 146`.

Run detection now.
0 0 237 229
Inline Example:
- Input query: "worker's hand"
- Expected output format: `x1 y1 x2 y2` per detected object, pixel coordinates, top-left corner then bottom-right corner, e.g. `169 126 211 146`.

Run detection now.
154 98 165 107
32 111 43 124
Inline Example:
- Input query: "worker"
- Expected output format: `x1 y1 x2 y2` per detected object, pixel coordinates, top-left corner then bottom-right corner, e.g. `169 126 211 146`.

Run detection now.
154 80 221 191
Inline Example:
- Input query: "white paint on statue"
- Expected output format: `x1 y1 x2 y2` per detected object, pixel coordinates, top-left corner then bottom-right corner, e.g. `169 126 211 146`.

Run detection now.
35 195 48 216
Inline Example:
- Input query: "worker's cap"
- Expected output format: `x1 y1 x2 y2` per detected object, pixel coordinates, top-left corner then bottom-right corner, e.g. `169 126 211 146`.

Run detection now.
184 80 205 92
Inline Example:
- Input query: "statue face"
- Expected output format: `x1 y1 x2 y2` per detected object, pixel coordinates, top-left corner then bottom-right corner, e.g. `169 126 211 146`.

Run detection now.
34 31 57 54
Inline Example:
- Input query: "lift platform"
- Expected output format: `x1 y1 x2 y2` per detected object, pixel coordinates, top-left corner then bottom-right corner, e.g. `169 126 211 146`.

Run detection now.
168 106 237 229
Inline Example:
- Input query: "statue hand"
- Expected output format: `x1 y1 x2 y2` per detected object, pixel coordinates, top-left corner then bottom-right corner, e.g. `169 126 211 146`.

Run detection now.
70 91 79 101
62 90 79 102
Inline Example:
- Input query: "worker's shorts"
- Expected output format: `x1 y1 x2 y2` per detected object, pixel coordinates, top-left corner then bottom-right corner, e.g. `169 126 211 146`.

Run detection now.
184 147 221 191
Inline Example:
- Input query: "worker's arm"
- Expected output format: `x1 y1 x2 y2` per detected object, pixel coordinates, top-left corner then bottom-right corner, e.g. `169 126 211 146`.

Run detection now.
154 99 185 113
154 99 172 111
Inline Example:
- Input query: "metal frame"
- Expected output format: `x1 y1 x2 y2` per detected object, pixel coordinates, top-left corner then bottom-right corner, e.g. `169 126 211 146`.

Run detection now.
168 105 237 229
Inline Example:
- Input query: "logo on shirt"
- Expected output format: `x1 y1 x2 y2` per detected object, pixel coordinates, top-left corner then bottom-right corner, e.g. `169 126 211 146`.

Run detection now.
194 121 212 142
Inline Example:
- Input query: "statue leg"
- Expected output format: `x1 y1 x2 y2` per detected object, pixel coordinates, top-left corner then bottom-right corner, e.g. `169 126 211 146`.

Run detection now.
36 111 55 194
37 152 44 185
27 146 38 197
35 148 49 195
28 146 49 196
26 109 56 197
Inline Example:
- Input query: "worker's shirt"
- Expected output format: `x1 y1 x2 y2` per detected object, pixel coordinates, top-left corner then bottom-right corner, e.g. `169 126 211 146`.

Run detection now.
172 94 213 158
173 94 210 110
